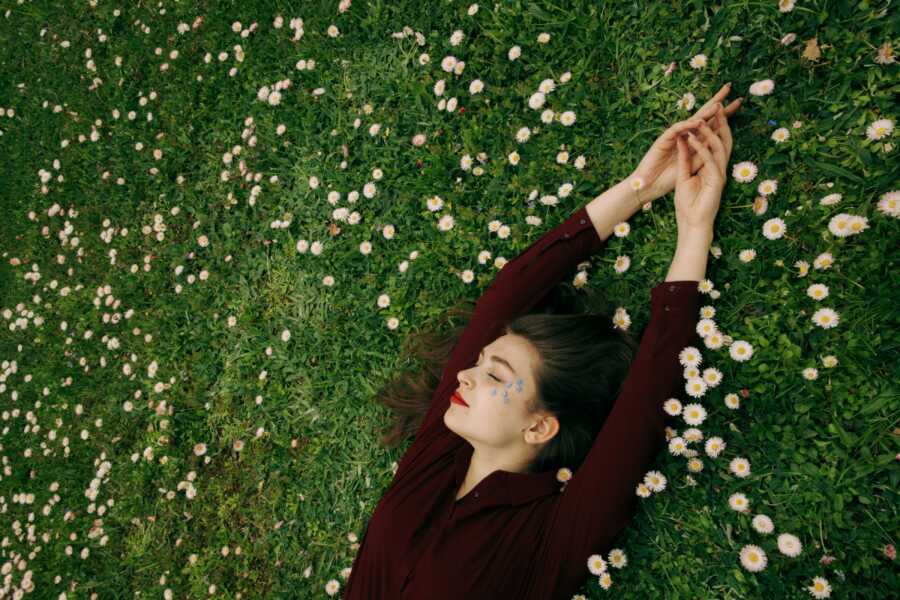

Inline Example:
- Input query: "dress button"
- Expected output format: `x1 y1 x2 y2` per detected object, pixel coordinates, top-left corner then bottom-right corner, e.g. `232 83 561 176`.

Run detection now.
664 305 670 311
579 218 586 224
474 491 479 499
668 284 676 292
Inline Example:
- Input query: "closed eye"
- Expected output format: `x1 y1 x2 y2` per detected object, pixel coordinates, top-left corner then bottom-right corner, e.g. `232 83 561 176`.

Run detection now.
476 355 501 382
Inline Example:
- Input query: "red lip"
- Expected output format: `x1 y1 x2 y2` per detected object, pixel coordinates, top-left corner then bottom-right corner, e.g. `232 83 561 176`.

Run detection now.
451 391 469 407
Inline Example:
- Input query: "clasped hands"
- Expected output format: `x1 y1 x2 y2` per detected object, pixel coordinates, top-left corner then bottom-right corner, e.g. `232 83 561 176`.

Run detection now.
630 83 742 232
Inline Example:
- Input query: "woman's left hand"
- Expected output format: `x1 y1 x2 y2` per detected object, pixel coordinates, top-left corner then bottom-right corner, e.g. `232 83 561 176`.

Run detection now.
630 83 743 203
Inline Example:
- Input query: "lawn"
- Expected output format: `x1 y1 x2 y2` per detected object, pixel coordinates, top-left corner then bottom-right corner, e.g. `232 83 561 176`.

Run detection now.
0 0 897 598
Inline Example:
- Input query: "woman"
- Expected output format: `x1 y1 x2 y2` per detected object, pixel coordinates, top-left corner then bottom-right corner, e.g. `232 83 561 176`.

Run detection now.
343 83 742 600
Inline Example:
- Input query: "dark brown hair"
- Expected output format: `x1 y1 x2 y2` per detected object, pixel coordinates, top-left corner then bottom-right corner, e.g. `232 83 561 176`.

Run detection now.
375 280 639 474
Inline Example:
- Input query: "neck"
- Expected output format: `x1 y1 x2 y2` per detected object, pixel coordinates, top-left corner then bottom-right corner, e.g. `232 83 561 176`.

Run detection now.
458 443 533 499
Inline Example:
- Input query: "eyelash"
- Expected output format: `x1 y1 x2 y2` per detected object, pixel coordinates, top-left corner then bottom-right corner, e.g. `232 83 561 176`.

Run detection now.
476 357 501 382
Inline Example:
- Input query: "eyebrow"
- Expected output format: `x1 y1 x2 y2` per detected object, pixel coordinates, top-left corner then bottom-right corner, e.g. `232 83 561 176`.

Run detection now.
479 348 517 376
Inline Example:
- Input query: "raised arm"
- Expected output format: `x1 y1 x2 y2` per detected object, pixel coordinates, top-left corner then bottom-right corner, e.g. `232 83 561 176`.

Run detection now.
538 110 730 599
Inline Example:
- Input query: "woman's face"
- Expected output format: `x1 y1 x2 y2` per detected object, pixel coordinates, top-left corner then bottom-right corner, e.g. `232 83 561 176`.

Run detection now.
444 334 557 449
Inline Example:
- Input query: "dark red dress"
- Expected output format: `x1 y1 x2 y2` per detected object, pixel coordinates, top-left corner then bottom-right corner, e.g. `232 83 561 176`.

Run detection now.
342 205 703 599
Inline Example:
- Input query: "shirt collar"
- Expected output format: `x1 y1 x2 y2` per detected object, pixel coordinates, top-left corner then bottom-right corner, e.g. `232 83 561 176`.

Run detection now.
454 442 562 507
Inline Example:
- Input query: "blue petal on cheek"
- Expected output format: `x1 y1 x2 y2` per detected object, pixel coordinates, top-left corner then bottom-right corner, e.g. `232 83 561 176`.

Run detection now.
491 388 497 397
502 382 513 404
515 378 524 393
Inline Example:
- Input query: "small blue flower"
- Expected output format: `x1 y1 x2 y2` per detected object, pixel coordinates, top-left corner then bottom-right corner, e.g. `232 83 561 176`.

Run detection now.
767 119 778 126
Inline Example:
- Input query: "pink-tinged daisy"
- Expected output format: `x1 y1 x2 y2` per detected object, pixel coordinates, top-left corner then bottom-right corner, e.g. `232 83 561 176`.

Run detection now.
749 79 775 96
751 513 774 534
757 179 778 196
740 544 768 572
732 161 758 182
877 190 900 218
587 554 608 575
866 118 894 141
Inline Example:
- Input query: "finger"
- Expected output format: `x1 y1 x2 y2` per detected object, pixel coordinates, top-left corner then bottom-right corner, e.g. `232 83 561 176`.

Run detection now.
691 83 733 121
716 107 733 156
723 97 743 117
663 118 705 141
677 135 691 182
686 132 723 183
698 120 726 174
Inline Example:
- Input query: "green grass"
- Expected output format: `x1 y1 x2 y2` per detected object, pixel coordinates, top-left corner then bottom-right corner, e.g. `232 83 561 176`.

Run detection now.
1 0 898 598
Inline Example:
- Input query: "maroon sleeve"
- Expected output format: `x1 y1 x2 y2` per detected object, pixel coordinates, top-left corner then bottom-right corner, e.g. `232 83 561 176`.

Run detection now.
538 280 703 599
415 205 608 439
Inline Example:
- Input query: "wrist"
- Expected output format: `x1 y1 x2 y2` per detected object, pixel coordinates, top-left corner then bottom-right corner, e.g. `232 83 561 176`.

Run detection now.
676 225 714 246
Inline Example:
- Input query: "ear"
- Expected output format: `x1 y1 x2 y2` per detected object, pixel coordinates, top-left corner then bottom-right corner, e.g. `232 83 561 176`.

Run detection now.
528 414 559 445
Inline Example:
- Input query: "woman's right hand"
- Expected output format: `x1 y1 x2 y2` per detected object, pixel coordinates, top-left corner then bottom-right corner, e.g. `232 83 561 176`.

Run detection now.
674 104 732 232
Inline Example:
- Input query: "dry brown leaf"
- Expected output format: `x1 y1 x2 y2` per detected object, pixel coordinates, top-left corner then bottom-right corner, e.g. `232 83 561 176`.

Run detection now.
802 38 821 62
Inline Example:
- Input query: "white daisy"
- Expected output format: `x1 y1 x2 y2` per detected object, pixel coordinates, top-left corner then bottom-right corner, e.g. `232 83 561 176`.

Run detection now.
728 492 750 512
811 308 840 329
690 53 708 69
644 470 667 492
705 436 726 458
608 548 628 568
762 217 786 239
771 127 790 143
729 457 751 478
682 403 707 426
813 252 833 270
777 533 803 557
598 572 613 590
724 393 740 410
807 576 832 598
702 367 723 387
325 579 340 596
779 0 796 13
663 398 683 416
683 428 703 442
668 436 687 456
684 377 708 399
819 192 842 206
751 513 774 534
729 340 754 362
678 346 703 368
